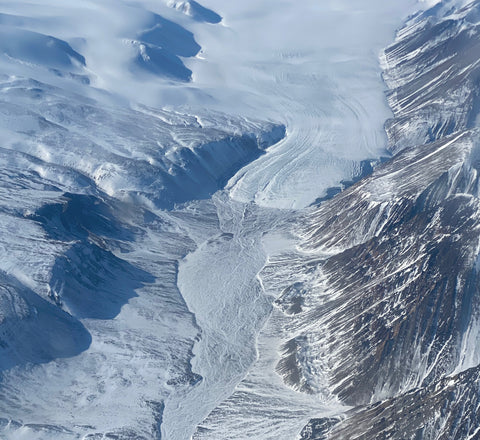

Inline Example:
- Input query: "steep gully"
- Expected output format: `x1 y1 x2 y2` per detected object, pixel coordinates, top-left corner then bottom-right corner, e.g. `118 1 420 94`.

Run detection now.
175 1 480 439
0 1 435 438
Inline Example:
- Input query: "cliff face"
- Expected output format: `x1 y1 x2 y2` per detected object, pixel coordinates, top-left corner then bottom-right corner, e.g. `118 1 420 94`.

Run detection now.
287 1 480 438
383 0 480 155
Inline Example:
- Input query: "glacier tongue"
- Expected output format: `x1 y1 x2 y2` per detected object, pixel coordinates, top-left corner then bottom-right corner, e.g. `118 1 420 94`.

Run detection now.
268 1 480 439
187 0 420 209
0 5 286 436
184 1 434 438
192 0 480 439
0 0 449 439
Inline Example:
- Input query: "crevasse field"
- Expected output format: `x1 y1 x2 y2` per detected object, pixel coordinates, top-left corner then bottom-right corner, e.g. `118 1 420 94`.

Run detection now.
0 0 431 439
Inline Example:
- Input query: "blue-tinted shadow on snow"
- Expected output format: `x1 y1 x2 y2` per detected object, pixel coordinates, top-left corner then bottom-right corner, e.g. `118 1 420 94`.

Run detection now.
0 13 29 27
148 126 286 209
49 241 154 320
0 272 91 372
172 1 222 24
139 14 200 57
132 42 192 82
33 193 135 242
0 27 85 70
131 13 201 81
186 1 222 24
32 193 155 320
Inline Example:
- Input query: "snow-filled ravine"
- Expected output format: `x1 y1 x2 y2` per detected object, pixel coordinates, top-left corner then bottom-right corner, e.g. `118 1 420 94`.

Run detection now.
0 0 427 439
165 1 423 438
188 0 421 208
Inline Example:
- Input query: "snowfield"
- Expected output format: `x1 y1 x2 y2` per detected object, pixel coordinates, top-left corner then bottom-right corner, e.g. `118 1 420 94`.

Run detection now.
190 0 421 208
0 0 433 439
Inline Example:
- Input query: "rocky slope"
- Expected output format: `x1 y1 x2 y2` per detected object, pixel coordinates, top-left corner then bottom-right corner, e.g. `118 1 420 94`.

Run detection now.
0 2 287 438
287 0 480 437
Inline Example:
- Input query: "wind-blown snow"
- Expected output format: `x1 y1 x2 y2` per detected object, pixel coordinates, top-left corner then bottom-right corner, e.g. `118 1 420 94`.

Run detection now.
184 0 420 208
0 0 432 439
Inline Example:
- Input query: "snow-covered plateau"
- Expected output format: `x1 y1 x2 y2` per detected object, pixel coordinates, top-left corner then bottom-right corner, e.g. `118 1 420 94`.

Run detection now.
0 0 473 439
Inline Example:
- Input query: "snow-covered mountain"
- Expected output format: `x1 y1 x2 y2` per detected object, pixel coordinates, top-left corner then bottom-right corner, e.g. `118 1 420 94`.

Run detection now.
200 1 480 438
0 0 470 439
0 2 288 439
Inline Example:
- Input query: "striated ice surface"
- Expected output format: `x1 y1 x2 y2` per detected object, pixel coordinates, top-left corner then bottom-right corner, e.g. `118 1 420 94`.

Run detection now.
188 0 420 208
251 1 480 438
0 0 438 439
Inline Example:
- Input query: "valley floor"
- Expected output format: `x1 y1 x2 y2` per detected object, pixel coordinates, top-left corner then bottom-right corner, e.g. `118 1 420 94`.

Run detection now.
0 1 429 439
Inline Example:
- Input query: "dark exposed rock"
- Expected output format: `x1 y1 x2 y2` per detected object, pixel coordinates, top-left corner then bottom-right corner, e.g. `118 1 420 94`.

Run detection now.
299 417 341 440
294 0 480 438
328 366 480 440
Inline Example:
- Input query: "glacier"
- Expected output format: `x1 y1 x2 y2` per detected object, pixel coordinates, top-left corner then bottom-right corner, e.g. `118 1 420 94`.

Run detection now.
221 1 480 439
0 0 459 439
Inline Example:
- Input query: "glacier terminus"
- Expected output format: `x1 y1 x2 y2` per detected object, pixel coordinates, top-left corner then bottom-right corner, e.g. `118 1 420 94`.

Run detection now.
0 0 479 439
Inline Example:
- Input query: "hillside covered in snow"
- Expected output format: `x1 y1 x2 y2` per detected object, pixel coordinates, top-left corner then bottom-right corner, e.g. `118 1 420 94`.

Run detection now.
1 0 475 439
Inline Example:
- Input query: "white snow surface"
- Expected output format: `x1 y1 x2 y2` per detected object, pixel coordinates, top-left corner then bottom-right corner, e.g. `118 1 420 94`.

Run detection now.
0 0 431 439
188 0 421 208
0 0 421 209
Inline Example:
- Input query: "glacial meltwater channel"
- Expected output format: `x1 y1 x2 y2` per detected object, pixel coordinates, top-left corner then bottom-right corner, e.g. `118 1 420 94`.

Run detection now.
161 1 424 438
